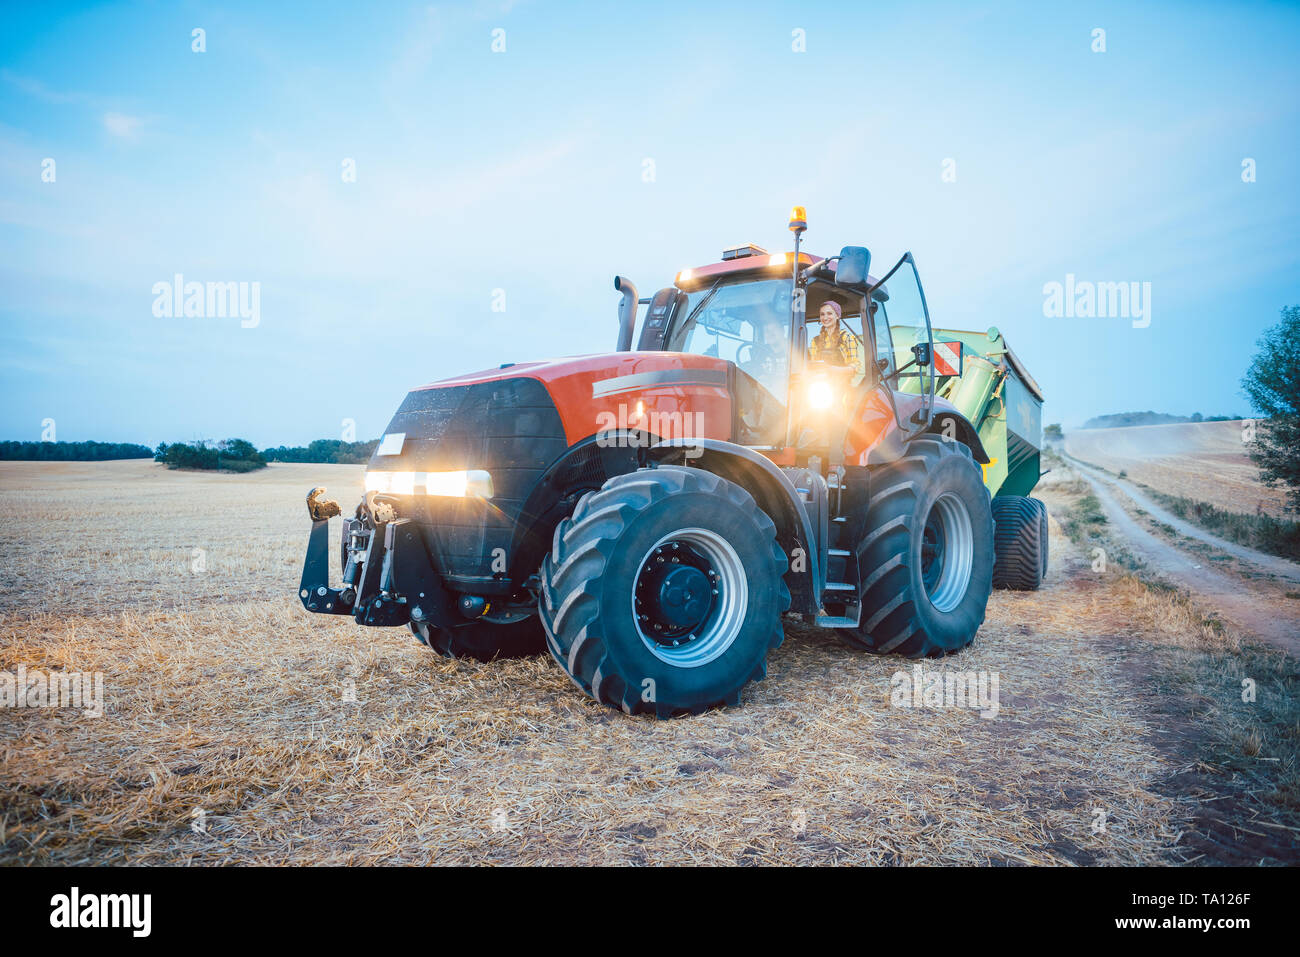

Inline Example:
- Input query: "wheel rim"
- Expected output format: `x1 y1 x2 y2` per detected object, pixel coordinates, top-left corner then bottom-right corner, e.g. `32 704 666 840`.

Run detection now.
632 528 748 667
921 491 974 613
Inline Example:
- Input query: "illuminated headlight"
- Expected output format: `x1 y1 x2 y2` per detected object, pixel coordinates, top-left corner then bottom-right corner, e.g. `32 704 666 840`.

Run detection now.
808 380 834 409
365 469 494 498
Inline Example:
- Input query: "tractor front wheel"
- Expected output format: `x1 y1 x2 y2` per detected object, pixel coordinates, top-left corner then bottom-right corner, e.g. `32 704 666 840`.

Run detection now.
540 466 789 717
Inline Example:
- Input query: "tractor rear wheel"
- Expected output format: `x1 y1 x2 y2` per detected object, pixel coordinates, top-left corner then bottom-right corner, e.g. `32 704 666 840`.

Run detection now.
540 466 789 717
837 438 994 657
991 495 1048 591
409 608 545 661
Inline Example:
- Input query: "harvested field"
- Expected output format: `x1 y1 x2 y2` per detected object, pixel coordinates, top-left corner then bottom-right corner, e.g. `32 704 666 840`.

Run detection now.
0 460 364 613
1065 420 1290 519
1 461 1296 865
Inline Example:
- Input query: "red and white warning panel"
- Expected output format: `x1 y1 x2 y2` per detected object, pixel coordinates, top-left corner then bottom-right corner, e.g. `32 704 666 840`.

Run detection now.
934 340 963 376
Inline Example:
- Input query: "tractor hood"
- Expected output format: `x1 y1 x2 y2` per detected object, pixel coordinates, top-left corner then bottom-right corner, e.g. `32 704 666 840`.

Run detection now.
368 352 737 586
415 353 728 393
403 353 736 448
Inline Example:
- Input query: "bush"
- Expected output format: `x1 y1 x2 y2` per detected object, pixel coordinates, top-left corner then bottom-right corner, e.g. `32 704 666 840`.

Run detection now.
163 442 218 470
217 457 266 473
160 438 266 472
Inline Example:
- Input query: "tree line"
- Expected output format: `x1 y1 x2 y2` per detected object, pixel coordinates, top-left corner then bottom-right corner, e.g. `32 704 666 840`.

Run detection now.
261 439 380 464
1 436 381 469
0 440 154 461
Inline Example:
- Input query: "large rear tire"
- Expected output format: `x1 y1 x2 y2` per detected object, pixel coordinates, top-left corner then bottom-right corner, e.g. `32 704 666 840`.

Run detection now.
838 438 994 657
540 466 789 717
991 495 1048 591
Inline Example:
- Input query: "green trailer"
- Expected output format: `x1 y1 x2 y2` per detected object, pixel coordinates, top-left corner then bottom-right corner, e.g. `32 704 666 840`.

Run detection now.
891 324 1050 590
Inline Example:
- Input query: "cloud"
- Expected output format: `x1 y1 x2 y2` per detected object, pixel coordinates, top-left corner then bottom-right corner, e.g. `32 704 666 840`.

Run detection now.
103 112 144 138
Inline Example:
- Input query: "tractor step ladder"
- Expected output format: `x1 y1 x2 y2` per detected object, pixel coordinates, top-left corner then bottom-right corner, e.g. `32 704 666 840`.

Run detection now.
799 482 862 629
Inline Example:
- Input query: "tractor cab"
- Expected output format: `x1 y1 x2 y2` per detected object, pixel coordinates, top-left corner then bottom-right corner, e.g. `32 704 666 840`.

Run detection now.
617 207 943 464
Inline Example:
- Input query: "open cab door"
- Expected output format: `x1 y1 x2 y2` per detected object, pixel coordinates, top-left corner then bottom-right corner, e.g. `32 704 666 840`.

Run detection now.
870 253 937 432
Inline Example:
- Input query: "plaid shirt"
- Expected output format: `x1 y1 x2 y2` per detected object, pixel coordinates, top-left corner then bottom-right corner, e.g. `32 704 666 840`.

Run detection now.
808 327 866 382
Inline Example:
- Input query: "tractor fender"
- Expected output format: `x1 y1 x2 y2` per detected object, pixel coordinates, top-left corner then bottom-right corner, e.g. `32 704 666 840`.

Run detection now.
925 402 990 463
648 438 821 616
858 396 990 466
509 433 645 583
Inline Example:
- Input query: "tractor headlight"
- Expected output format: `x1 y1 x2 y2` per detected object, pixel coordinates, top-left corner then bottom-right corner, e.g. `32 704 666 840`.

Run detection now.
808 379 834 410
365 469 494 498
366 470 416 495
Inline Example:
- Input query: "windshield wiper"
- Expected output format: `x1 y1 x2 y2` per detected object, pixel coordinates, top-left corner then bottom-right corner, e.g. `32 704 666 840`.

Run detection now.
679 278 725 331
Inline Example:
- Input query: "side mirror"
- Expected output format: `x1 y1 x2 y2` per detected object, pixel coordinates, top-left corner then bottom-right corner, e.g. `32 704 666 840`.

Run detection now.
911 341 932 367
834 246 871 287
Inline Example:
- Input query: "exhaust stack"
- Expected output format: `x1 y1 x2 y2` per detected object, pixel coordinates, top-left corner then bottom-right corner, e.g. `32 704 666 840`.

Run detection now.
614 275 638 351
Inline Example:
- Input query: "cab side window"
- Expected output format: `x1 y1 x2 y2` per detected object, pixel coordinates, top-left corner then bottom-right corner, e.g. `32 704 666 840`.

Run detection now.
872 302 895 376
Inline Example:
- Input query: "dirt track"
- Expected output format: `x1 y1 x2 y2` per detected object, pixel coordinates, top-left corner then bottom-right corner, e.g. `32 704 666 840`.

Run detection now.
1065 455 1300 584
1065 420 1289 519
1067 459 1300 657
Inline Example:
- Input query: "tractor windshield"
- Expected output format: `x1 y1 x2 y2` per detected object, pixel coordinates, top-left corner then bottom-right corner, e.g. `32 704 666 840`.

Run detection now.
667 278 793 403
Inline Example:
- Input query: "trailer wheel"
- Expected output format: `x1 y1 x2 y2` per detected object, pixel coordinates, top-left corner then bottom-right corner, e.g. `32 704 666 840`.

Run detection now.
1039 501 1050 580
540 466 789 717
990 495 1048 590
409 609 545 661
838 438 994 657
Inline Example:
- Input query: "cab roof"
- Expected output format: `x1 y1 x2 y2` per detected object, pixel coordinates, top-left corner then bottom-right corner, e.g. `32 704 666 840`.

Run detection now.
674 248 881 293
674 250 820 292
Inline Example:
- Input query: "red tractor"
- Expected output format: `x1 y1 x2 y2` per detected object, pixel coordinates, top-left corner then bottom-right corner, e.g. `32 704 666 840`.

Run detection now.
300 208 997 716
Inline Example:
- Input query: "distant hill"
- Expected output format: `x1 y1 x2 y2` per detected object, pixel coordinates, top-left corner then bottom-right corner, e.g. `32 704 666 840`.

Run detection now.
0 440 153 461
1082 411 1241 430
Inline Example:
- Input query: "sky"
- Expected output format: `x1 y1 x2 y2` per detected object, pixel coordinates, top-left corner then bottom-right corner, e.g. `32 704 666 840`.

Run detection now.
1 0 1298 447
